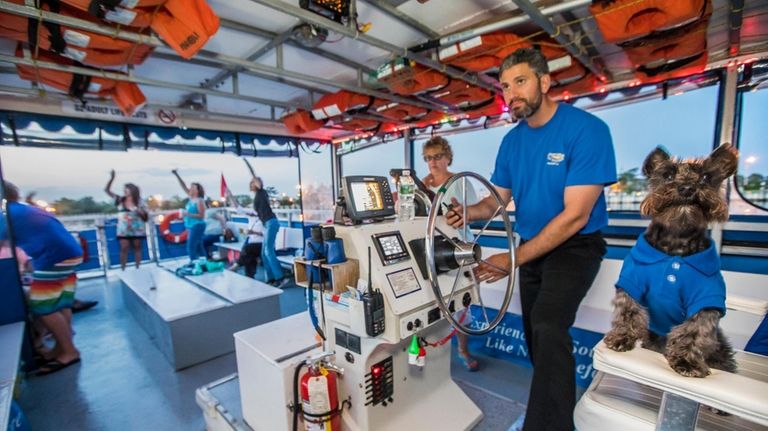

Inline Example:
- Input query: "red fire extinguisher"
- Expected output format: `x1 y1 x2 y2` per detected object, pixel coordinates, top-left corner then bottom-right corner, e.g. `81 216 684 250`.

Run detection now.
300 365 340 431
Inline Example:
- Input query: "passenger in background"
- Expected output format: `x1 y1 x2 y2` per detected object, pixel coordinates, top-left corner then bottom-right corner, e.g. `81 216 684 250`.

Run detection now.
1 181 84 375
105 169 148 270
19 190 97 313
202 206 226 257
171 169 207 261
250 177 286 286
421 136 480 372
227 218 264 278
447 48 616 431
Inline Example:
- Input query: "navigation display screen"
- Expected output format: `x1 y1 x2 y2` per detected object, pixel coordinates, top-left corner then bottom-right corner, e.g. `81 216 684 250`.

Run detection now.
372 231 410 266
350 181 384 212
342 176 395 221
378 234 404 257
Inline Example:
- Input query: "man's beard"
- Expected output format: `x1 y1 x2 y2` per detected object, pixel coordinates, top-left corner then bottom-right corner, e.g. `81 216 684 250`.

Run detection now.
509 90 543 120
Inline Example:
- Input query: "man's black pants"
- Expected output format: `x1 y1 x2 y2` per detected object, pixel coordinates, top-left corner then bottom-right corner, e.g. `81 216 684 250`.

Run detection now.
519 232 606 431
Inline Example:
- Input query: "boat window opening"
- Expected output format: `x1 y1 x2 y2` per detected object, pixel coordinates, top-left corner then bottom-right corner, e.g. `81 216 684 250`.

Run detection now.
299 143 334 224
733 66 768 215
340 138 404 192
0 146 300 218
414 126 510 210
589 83 720 212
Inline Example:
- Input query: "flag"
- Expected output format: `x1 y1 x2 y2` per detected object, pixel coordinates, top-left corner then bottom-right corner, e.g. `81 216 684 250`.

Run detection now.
220 173 229 198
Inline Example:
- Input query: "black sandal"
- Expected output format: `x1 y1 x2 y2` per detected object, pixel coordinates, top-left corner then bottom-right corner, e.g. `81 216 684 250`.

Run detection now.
36 357 81 376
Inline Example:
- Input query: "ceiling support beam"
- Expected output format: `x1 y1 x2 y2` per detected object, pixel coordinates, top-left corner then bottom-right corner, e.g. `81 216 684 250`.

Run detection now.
364 0 439 39
0 53 308 110
558 9 610 80
179 28 295 106
219 18 376 75
247 0 500 93
409 0 591 52
509 0 604 79
0 1 443 111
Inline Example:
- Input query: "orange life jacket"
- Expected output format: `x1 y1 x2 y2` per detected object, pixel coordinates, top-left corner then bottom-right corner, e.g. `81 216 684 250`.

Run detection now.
379 122 406 135
634 51 708 84
335 118 380 132
56 0 219 59
0 15 152 67
15 46 146 116
312 90 373 120
2 0 155 49
372 100 428 122
58 0 157 28
548 74 600 100
282 109 326 135
150 0 220 60
438 32 530 72
377 60 450 96
590 0 708 44
623 19 708 69
412 110 448 129
429 79 493 110
534 41 588 87
463 96 505 119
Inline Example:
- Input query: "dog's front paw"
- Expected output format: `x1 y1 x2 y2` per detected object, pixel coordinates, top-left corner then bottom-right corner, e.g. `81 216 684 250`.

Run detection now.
666 355 710 378
604 331 637 352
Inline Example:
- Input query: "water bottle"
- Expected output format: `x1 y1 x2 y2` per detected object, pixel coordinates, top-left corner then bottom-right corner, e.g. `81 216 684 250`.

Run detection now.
398 170 415 221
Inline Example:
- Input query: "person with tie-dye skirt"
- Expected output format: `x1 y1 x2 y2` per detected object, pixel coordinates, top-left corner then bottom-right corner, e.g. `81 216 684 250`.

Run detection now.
1 181 83 375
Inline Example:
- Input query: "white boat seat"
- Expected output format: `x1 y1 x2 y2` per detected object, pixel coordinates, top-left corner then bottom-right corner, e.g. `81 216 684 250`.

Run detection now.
575 373 768 431
575 340 768 430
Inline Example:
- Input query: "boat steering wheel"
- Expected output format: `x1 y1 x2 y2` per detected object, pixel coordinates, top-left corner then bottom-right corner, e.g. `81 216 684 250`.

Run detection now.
425 172 516 336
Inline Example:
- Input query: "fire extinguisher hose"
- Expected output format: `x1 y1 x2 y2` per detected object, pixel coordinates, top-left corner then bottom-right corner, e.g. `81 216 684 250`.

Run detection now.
292 360 308 431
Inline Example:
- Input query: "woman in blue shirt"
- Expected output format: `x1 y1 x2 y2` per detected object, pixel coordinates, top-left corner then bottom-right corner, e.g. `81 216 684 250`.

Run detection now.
172 170 207 261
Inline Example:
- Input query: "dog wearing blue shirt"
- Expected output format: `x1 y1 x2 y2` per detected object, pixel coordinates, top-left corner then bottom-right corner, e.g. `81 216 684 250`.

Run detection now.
604 144 739 378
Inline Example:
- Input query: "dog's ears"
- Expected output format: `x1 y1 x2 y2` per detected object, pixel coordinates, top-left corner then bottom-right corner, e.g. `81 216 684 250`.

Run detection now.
703 143 739 184
642 146 671 177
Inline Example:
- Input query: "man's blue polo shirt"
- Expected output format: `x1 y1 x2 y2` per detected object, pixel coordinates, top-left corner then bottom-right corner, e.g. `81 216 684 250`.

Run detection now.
490 103 616 241
616 234 726 337
0 202 82 270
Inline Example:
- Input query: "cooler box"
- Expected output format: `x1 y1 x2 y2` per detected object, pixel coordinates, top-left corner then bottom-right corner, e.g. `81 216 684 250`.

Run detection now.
234 312 322 431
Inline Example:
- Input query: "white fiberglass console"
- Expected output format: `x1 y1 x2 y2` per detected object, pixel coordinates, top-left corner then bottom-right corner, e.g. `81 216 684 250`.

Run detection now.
237 173 516 431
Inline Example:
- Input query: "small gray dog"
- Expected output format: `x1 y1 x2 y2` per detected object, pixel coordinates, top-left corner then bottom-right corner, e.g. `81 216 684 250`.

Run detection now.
604 144 738 377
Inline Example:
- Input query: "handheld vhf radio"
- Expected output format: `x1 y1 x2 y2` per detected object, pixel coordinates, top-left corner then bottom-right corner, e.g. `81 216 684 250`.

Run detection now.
363 247 385 337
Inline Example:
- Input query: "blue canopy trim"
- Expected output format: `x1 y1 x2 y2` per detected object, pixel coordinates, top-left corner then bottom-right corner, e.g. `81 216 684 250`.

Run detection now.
0 111 328 156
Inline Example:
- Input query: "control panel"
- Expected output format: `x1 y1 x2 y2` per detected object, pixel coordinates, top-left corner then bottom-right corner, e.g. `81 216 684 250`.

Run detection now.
372 231 410 266
365 356 394 407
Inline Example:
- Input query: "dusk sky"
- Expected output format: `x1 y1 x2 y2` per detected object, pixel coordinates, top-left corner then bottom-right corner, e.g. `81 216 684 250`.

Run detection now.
0 147 300 203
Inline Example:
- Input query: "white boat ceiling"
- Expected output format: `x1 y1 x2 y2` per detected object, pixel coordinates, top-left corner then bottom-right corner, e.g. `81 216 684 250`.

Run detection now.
0 0 766 141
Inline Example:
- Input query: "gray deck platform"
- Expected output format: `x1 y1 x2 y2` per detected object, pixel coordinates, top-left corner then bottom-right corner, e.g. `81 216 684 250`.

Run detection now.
119 267 282 370
0 321 24 430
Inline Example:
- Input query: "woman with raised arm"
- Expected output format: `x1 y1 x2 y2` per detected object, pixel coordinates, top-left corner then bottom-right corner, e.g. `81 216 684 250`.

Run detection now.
171 169 207 261
250 177 286 286
105 169 148 270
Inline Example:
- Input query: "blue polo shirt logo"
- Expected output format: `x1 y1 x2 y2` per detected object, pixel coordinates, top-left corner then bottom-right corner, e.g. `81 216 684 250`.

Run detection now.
547 152 565 166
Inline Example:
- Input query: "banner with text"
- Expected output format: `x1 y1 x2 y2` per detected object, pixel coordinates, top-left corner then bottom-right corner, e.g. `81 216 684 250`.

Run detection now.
61 100 178 126
465 306 603 388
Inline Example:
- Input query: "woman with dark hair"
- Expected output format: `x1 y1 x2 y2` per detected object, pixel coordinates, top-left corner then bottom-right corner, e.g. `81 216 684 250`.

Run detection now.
105 169 148 270
171 169 207 261
250 176 285 286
